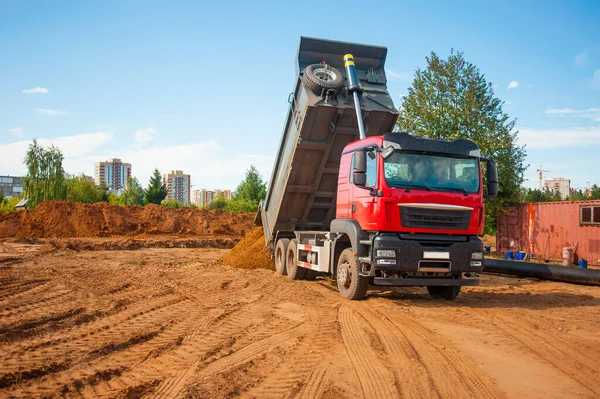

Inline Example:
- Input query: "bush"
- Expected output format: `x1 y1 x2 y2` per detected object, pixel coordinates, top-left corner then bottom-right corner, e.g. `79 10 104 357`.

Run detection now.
225 198 257 212
66 175 103 204
0 196 21 215
107 192 125 206
162 199 182 209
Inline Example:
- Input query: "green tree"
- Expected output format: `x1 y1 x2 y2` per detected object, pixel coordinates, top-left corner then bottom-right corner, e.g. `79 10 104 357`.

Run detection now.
121 177 145 206
521 188 553 203
591 184 600 200
161 199 181 208
567 189 587 201
396 50 527 233
145 168 168 205
207 192 227 210
107 192 125 206
225 198 257 212
23 140 67 208
0 196 21 215
232 166 267 211
66 175 103 204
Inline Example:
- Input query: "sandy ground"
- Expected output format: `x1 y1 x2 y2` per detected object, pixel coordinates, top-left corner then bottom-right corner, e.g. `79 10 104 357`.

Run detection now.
1 241 599 399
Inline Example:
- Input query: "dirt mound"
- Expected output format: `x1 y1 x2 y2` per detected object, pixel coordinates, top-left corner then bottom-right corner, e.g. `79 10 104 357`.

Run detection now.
0 201 253 239
220 227 273 270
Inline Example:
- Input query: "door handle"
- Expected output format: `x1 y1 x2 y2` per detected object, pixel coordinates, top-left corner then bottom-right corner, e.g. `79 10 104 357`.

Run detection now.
351 203 356 213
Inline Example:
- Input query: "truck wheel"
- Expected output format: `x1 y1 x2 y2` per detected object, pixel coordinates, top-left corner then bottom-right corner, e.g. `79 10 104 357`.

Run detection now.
303 64 344 94
286 239 306 280
274 238 289 275
427 285 461 300
336 248 367 300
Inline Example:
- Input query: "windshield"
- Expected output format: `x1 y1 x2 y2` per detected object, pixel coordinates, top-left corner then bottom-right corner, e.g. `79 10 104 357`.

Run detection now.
384 152 480 194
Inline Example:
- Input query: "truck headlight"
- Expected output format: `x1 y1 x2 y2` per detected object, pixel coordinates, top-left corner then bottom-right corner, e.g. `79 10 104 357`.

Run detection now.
376 250 396 257
377 259 397 265
470 261 482 267
471 252 483 260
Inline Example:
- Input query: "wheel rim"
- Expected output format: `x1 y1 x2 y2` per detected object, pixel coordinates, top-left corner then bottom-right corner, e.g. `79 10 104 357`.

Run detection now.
314 68 337 82
338 261 351 288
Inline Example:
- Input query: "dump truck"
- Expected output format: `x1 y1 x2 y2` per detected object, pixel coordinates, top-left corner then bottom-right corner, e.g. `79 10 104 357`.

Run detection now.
256 37 498 300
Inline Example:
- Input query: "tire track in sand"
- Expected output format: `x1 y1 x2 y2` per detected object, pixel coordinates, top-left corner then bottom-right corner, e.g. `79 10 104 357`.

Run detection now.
338 305 398 399
469 309 599 396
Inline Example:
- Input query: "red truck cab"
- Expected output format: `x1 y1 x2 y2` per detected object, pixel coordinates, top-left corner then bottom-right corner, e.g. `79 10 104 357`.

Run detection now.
330 132 498 299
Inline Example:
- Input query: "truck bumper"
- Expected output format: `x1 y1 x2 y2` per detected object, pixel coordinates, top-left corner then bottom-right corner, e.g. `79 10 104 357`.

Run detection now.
371 233 484 274
373 275 480 287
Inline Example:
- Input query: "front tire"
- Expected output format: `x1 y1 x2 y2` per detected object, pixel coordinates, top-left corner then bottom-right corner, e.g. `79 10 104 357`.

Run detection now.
286 239 306 280
274 238 289 275
336 248 367 300
427 285 461 300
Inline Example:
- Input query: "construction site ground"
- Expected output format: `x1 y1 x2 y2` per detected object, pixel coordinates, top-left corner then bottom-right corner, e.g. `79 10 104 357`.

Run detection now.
1 240 599 399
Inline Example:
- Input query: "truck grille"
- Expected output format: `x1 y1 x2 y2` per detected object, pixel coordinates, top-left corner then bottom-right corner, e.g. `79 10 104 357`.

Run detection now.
400 207 471 230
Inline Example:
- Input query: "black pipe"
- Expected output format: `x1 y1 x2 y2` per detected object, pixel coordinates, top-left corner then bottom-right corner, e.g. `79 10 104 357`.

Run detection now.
483 259 600 286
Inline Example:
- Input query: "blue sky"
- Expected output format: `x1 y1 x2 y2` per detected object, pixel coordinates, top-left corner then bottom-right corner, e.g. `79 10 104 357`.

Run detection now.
1 0 599 192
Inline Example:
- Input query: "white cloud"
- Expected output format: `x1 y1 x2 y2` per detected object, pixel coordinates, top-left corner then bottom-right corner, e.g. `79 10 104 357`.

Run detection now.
0 132 113 177
0 133 273 190
386 69 411 81
518 127 600 148
107 142 274 188
34 108 66 116
134 128 155 143
9 127 24 137
573 52 589 68
593 69 600 89
22 87 48 94
507 81 519 89
545 107 600 122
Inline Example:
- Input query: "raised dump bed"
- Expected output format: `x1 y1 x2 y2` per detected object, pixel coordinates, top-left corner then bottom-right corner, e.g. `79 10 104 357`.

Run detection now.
259 37 399 247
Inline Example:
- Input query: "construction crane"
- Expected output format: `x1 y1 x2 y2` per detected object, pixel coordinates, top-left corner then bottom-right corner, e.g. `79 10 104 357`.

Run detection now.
536 165 553 191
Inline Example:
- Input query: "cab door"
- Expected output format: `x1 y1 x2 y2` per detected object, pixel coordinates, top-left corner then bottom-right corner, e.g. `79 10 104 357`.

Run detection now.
350 149 378 230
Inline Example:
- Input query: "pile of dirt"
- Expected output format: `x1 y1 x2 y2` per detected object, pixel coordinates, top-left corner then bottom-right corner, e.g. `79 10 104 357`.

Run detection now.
220 227 273 270
0 201 253 239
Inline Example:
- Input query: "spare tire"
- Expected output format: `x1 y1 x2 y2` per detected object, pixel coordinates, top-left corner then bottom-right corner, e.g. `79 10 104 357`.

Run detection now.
302 64 344 94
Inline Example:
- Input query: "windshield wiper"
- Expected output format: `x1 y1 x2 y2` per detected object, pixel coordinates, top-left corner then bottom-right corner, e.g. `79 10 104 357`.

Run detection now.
394 183 431 192
432 186 468 196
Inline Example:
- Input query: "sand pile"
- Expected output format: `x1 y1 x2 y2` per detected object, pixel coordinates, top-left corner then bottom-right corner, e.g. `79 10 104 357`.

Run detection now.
0 200 253 239
220 227 273 270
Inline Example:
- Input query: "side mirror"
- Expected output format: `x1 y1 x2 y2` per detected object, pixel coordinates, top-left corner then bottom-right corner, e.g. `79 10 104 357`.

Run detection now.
353 150 366 187
485 159 499 197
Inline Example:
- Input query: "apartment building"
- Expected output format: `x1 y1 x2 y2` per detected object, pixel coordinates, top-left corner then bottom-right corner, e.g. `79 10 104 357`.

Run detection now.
544 178 571 200
0 176 23 199
163 170 191 205
94 158 131 193
192 188 231 207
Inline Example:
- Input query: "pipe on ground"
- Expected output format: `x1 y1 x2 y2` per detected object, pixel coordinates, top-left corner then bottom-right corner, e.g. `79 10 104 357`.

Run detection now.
483 259 600 286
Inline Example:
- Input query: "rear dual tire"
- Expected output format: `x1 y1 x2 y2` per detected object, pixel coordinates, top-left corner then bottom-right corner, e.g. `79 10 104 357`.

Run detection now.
274 238 289 275
286 239 306 280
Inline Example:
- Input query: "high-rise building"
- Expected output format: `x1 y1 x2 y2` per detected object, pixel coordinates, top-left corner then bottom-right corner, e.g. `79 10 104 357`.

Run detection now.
204 190 214 206
192 188 231 207
0 176 23 199
544 178 571 200
94 158 131 193
163 170 191 205
192 189 204 207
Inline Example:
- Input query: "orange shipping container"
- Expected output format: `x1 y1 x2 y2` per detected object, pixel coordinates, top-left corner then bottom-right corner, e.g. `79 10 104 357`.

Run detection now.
497 200 600 266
